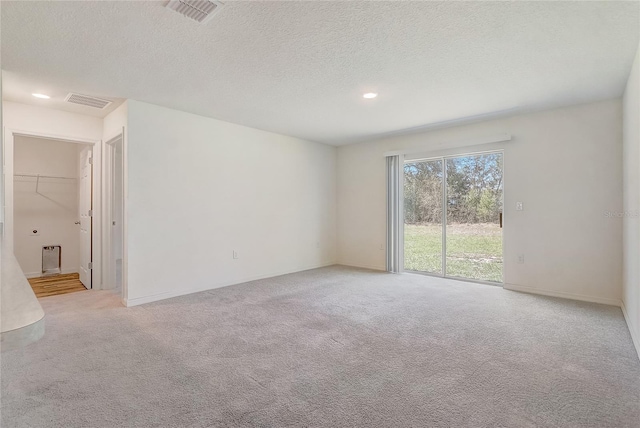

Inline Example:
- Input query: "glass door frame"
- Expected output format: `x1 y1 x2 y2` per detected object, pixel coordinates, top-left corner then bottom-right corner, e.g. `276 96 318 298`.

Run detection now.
402 149 505 286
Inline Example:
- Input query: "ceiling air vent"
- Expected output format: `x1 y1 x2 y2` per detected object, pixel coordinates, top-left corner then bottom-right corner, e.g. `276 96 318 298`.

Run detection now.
65 93 112 109
165 0 224 24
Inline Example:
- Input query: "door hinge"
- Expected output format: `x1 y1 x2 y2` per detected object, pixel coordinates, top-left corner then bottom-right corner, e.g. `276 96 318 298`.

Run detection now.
88 209 93 217
89 157 93 165
88 262 93 269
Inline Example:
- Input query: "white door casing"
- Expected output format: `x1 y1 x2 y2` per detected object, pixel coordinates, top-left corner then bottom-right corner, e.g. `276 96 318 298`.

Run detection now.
79 146 92 289
105 134 124 293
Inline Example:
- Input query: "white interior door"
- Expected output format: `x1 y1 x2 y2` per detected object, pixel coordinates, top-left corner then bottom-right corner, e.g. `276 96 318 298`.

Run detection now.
79 146 92 289
107 136 124 293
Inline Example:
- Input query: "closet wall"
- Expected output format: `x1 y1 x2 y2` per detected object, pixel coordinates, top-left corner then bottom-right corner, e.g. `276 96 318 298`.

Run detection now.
13 136 81 277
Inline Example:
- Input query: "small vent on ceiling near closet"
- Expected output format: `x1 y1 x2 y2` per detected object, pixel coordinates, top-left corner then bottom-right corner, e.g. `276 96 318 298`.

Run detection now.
65 93 112 109
166 0 224 24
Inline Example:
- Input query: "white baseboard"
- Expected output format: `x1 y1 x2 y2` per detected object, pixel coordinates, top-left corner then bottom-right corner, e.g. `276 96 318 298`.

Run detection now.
124 261 337 307
621 301 640 360
504 283 621 307
337 261 386 271
24 268 79 279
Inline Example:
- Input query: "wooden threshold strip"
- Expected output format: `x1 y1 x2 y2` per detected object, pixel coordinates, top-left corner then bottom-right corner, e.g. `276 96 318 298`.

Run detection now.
28 273 87 298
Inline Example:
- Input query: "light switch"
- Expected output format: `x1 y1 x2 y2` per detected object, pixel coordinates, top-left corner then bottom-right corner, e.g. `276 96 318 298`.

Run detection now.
516 202 523 211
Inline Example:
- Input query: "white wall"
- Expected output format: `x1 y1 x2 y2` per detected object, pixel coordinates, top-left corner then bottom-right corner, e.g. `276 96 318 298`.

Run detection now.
125 100 337 304
622 43 640 357
13 136 80 276
1 70 4 229
338 99 623 305
2 101 104 286
103 101 127 142
3 101 103 141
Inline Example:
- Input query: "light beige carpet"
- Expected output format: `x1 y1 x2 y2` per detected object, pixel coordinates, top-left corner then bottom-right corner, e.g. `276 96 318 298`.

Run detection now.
2 266 639 427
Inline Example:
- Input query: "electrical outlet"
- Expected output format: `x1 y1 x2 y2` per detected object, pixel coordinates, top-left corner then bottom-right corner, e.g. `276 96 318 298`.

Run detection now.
518 254 525 264
516 202 523 211
233 250 239 260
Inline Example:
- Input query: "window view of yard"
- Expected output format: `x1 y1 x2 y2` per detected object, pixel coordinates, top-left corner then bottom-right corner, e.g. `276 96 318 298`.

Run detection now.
404 153 503 283
404 223 503 282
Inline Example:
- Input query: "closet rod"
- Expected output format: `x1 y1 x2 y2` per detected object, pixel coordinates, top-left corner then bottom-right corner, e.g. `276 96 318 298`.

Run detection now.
14 173 77 194
14 173 77 180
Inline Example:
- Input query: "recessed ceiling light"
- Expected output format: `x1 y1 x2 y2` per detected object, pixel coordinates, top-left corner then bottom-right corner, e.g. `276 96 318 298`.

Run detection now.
32 93 50 99
363 92 378 99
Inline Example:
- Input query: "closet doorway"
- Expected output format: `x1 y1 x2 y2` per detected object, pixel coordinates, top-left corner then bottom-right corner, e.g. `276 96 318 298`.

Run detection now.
13 135 94 295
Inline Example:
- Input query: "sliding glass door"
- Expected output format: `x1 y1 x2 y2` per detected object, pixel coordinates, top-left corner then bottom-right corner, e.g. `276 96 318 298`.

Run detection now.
445 153 503 282
404 159 443 274
403 152 503 283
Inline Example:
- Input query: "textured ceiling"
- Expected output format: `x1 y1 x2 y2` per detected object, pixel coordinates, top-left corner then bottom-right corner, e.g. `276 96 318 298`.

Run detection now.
2 1 639 145
2 71 126 118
